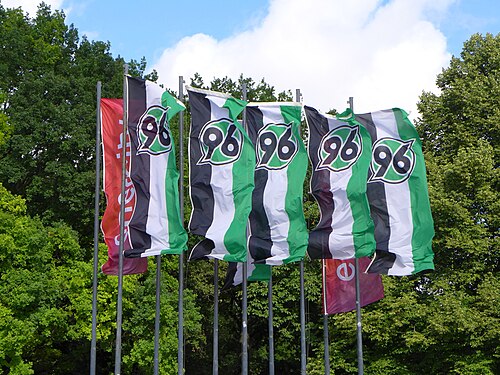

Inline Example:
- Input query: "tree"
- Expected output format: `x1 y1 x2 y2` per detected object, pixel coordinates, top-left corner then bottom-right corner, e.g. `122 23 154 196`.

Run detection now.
411 32 499 373
0 4 125 247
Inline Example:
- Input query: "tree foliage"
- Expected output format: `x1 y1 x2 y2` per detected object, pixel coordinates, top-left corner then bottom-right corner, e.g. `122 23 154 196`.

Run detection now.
0 3 124 247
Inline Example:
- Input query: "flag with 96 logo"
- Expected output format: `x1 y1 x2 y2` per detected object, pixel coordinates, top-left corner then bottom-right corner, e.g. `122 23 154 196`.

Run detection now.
246 102 308 266
305 106 375 261
356 108 434 275
188 87 255 262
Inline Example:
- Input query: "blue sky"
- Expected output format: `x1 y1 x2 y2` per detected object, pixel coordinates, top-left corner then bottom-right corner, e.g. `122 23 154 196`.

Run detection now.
5 0 500 116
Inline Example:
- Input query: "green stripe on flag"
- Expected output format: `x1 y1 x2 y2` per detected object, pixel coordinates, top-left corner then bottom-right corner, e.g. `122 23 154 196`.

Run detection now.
223 97 247 121
223 98 254 262
281 105 308 264
162 91 186 119
162 145 188 254
346 121 376 258
393 108 434 273
248 264 272 282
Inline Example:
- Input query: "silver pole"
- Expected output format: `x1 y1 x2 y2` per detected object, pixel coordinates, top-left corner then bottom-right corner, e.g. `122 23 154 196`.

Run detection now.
296 88 307 375
348 96 364 375
322 259 330 375
114 64 128 375
178 76 186 375
268 271 275 375
241 82 248 375
213 259 219 375
153 255 161 375
299 260 306 375
323 314 330 375
242 261 248 375
90 81 102 375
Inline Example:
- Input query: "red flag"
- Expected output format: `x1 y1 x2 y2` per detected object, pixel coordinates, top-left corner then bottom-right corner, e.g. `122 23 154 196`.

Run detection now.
323 257 383 314
100 98 147 275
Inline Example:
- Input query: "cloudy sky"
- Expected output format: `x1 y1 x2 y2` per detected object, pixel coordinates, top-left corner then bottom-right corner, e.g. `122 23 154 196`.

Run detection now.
3 0 499 117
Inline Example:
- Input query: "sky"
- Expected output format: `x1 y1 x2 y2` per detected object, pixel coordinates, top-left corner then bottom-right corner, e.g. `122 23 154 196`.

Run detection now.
3 0 499 118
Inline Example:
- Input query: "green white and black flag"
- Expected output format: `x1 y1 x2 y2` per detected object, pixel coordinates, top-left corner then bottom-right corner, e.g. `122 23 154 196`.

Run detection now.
187 87 255 262
123 76 187 257
305 106 375 260
246 102 309 265
223 251 271 289
356 108 434 275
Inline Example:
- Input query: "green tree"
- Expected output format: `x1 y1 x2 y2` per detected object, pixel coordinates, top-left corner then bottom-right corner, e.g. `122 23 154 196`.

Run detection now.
0 4 125 247
413 32 499 374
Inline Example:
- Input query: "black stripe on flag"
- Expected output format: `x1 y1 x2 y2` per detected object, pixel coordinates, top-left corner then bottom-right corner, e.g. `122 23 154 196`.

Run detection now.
188 90 215 237
246 106 273 262
126 76 151 256
222 262 238 290
189 238 216 261
355 112 394 273
305 106 334 259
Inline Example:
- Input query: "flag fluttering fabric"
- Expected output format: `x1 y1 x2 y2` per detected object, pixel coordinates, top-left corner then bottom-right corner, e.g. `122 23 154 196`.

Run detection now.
119 77 188 258
187 87 255 262
305 106 375 260
224 255 271 289
323 257 384 314
355 108 434 275
125 77 187 257
246 102 309 266
100 98 147 274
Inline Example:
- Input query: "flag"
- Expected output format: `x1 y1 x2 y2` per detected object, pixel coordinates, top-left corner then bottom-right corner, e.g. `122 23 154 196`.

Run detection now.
223 253 271 289
120 76 187 258
100 98 147 274
187 87 255 262
355 108 434 275
246 102 308 265
323 257 384 314
305 106 375 260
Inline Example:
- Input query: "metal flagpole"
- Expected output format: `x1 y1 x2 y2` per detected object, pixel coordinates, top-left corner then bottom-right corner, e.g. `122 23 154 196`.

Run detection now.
153 255 161 375
299 260 306 374
178 76 186 375
213 259 219 375
90 81 102 375
348 97 364 375
268 270 275 375
296 88 307 375
241 82 249 375
322 259 330 375
114 64 128 375
242 261 248 375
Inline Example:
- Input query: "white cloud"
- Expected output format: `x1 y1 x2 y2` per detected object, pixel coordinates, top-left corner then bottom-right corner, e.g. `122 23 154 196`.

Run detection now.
152 0 453 118
2 0 66 17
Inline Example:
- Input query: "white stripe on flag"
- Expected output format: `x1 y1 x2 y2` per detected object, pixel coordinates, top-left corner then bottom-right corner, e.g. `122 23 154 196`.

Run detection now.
328 168 355 259
204 95 235 259
261 107 291 265
371 110 414 275
145 82 170 256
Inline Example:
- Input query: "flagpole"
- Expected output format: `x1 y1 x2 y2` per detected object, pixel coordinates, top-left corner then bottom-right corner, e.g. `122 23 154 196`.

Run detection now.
241 82 249 375
90 81 102 375
268 270 275 375
114 64 128 375
178 76 186 375
299 260 306 374
153 255 161 375
296 88 307 375
242 261 248 375
322 259 330 375
213 259 219 375
348 96 364 375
